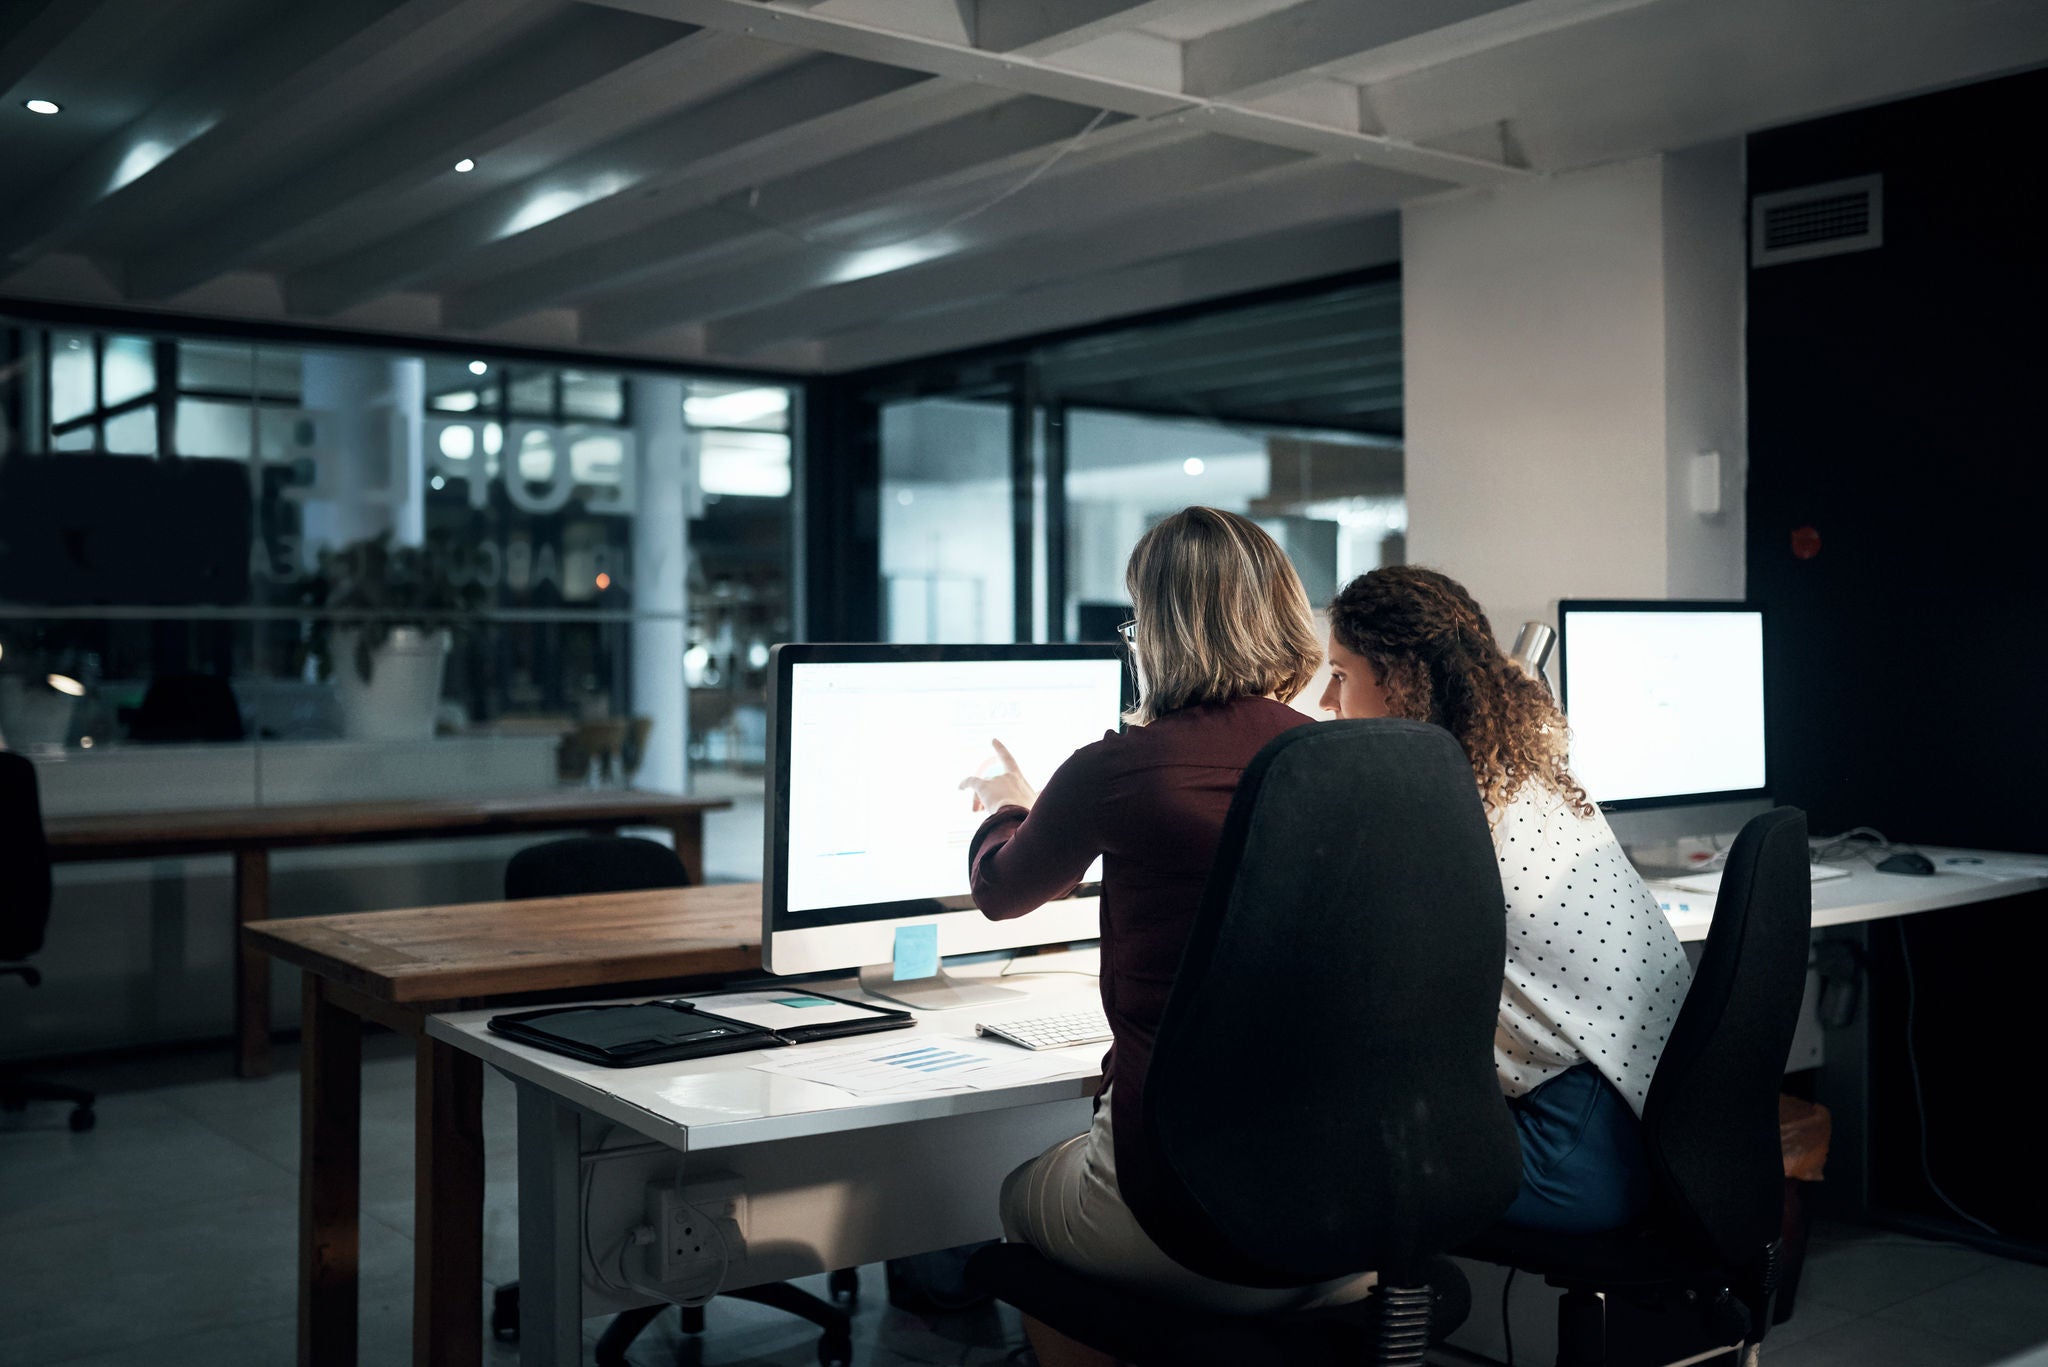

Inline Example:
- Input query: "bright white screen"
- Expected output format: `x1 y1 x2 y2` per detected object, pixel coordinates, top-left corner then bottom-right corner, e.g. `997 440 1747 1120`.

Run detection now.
783 658 1123 914
1563 610 1765 804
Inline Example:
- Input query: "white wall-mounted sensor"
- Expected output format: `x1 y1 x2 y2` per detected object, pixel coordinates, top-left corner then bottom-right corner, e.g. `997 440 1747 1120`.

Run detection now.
1689 451 1723 517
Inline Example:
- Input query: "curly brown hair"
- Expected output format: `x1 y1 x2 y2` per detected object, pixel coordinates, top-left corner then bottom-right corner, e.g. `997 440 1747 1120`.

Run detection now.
1328 566 1593 819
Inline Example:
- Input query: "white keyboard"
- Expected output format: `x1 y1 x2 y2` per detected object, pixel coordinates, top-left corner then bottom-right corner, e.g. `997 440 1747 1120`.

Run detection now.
1667 862 1851 895
976 1008 1113 1051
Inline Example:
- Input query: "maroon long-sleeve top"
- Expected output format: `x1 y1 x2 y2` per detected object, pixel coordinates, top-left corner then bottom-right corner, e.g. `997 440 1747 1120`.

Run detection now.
967 695 1312 1200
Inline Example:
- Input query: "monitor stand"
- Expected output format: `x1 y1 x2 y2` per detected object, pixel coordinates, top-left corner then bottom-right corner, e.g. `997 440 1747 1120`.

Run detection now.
858 964 1026 1011
1608 797 1774 881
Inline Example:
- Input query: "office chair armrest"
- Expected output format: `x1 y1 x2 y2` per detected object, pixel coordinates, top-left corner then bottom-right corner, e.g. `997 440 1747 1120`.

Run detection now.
1 964 42 988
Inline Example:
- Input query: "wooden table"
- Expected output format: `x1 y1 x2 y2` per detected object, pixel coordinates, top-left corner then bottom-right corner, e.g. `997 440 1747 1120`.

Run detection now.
46 789 730 1077
245 881 765 1367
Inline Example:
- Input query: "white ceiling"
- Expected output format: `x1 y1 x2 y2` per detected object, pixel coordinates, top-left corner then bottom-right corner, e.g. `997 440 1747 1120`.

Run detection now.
2 0 2042 373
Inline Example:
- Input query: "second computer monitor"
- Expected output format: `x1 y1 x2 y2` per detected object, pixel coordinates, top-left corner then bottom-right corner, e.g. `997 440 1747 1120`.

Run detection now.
1557 600 1767 809
762 644 1126 997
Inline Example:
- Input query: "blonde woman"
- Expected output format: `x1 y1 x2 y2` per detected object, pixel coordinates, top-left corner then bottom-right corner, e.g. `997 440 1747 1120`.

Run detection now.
956 507 1370 1363
1320 566 1693 1233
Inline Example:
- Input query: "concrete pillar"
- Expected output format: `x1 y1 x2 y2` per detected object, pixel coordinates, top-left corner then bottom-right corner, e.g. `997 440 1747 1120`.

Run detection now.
1401 145 1747 642
295 351 426 558
629 376 692 796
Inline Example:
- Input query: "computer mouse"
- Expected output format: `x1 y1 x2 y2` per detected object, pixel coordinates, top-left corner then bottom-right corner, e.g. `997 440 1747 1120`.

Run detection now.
1876 851 1935 876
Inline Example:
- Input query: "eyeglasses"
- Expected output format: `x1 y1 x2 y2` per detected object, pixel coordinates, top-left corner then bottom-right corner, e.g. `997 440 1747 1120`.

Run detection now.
1116 620 1137 644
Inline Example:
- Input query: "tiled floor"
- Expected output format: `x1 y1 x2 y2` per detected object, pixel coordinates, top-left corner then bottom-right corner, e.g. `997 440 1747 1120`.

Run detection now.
3 1034 2045 1366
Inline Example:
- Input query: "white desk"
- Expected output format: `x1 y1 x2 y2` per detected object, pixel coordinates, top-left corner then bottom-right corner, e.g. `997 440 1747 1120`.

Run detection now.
429 852 2048 1365
428 963 1105 1367
1646 846 2048 942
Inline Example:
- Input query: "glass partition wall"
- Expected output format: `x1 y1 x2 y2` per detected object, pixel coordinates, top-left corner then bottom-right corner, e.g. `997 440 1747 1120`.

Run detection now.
868 273 1407 650
0 316 793 815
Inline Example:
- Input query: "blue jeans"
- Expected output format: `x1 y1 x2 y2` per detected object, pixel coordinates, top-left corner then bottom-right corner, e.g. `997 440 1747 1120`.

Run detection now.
1502 1064 1651 1233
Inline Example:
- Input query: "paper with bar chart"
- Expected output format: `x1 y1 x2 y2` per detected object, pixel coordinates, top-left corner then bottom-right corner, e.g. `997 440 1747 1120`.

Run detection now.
748 1035 1073 1096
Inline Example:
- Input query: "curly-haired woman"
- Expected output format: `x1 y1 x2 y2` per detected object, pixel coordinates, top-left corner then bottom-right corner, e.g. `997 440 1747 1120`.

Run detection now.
1322 566 1693 1233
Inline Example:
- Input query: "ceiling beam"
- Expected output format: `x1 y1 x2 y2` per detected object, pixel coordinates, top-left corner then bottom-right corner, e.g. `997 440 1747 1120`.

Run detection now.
126 7 694 301
1060 337 1404 398
1039 316 1400 389
1047 278 1397 358
0 0 112 96
581 0 1531 187
973 0 1190 56
699 158 1401 358
1181 0 1517 99
816 212 1401 372
284 56 956 317
1326 394 1408 417
442 95 1139 331
1317 0 1670 87
0 0 435 266
416 75 1004 299
585 133 1297 348
1193 369 1409 410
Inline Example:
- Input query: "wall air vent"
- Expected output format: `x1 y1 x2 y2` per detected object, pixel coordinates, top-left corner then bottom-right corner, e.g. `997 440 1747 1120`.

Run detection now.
1751 174 1882 268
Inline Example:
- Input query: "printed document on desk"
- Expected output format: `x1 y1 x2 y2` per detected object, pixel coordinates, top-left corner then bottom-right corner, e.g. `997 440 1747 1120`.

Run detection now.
749 1035 1075 1096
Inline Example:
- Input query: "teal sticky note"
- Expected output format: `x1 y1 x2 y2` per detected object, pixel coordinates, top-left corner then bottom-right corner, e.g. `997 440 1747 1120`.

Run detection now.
893 924 940 981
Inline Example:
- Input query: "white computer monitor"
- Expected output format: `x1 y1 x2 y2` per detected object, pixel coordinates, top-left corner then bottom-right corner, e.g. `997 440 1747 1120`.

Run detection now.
1557 600 1768 810
762 643 1126 1006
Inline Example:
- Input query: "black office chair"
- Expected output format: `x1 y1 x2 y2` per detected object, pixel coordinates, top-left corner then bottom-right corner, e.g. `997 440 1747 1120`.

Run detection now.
0 750 96 1133
969 719 1525 1365
503 833 695 902
1459 806 1812 1367
126 673 245 743
493 835 859 1367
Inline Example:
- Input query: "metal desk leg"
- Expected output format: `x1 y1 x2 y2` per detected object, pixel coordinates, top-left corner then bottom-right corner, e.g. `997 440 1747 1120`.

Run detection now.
415 1036 485 1367
1815 923 1872 1220
517 1081 584 1367
299 976 360 1367
235 848 273 1077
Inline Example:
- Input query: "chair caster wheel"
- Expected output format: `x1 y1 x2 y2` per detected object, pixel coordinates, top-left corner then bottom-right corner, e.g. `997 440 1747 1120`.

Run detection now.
817 1330 853 1367
828 1267 860 1306
491 1284 520 1342
68 1106 95 1132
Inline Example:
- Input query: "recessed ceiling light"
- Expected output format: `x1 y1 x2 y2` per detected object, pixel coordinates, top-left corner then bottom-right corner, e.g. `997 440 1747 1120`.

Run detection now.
454 157 475 173
24 99 61 115
468 360 488 375
1183 457 1206 477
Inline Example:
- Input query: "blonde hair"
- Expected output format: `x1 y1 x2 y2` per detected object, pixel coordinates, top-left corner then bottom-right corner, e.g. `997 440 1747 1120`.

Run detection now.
1122 506 1321 725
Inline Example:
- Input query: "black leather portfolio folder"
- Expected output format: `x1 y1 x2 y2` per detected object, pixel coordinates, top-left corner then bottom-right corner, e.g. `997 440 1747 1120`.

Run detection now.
487 990 913 1067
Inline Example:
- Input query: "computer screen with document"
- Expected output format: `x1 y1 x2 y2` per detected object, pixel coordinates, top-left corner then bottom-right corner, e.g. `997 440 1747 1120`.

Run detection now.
763 644 1125 985
1558 600 1768 810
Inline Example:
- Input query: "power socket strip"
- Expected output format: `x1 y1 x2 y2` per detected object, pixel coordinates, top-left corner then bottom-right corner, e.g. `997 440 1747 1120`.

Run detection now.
647 1173 748 1287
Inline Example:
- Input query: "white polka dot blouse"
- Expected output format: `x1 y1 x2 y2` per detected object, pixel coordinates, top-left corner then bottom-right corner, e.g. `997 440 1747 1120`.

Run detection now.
1490 781 1693 1116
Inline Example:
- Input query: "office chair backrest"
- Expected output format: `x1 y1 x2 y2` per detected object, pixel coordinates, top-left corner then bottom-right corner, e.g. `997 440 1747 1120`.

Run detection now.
0 751 55 962
1138 720 1523 1287
504 834 690 901
1642 807 1811 1268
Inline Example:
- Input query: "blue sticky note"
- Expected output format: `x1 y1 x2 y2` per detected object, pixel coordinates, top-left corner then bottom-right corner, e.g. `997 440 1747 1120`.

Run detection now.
893 924 940 981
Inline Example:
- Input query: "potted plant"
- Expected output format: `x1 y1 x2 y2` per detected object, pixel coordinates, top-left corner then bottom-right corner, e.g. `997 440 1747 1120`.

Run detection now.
298 532 484 741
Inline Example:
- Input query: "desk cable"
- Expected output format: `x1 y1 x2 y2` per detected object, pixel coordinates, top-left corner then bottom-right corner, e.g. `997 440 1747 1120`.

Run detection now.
1895 921 1999 1237
1811 826 1926 868
1500 1266 1517 1366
